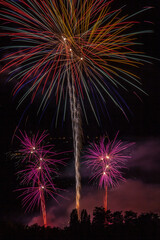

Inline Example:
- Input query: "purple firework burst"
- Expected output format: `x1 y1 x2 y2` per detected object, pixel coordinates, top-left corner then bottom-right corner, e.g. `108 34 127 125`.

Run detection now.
84 133 134 188
15 130 66 227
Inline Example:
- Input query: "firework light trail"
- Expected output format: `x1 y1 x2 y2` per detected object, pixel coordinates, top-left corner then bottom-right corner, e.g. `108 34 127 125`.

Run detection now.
0 0 153 215
15 131 65 227
84 134 134 211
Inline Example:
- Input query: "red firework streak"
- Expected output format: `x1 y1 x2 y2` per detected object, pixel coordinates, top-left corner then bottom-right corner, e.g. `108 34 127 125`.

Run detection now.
15 131 66 227
38 180 47 228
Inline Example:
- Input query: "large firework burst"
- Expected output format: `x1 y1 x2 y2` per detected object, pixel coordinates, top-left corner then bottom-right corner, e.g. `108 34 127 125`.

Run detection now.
0 0 152 215
84 134 134 210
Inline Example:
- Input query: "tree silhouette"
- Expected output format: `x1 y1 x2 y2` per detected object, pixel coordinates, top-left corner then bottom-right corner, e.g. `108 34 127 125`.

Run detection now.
124 211 138 240
92 207 105 229
105 210 113 225
69 209 80 235
124 211 137 225
81 209 90 225
80 209 91 239
112 211 123 225
1 209 160 240
137 213 160 240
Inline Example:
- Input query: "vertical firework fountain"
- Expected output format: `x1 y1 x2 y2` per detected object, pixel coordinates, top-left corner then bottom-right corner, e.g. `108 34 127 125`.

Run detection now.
15 131 65 227
39 183 47 227
84 135 134 210
69 96 82 216
67 73 82 216
66 48 82 216
37 155 47 227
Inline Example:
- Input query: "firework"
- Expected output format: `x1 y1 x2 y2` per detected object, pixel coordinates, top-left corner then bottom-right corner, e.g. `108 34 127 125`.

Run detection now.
1 0 152 215
15 131 65 227
84 134 134 210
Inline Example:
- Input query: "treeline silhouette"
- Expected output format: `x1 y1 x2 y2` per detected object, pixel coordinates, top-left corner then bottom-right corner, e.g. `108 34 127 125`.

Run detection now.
0 207 160 240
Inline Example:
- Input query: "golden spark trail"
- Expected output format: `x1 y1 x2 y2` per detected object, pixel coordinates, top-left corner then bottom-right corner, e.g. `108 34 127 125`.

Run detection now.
67 71 82 218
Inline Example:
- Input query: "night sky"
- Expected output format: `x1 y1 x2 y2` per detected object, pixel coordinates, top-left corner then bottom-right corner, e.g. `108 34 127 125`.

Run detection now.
0 0 160 228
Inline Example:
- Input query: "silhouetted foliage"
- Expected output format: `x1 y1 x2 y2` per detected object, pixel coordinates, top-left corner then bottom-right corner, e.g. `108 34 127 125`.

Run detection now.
124 211 137 225
81 209 90 225
0 209 160 240
69 208 80 239
80 209 91 239
92 207 105 229
105 210 113 225
112 211 123 225
69 209 79 228
137 213 160 240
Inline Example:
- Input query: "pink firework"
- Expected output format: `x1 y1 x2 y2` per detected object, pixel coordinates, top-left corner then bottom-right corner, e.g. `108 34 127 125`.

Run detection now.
15 131 66 227
16 130 48 162
84 133 134 210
